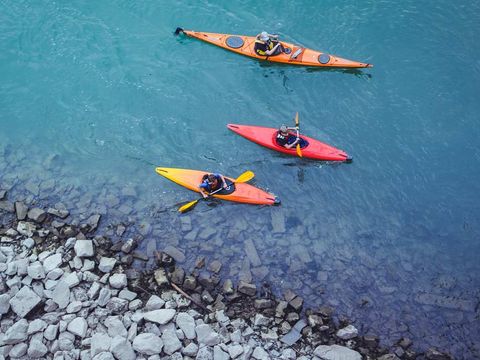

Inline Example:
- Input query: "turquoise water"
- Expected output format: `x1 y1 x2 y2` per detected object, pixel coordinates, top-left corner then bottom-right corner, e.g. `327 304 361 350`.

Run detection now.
1 1 480 357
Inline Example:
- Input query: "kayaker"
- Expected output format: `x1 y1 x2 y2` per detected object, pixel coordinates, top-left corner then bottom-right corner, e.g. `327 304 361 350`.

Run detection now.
199 173 228 198
276 125 301 149
254 31 283 56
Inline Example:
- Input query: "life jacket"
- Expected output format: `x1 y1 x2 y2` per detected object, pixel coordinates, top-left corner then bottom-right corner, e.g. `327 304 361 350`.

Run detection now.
254 39 274 55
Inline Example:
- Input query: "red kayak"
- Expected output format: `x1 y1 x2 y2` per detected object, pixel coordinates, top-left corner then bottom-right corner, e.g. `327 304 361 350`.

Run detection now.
227 124 352 162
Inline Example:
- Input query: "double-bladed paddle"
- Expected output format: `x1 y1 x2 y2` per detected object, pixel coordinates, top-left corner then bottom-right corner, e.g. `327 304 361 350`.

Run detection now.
295 112 303 157
178 170 255 213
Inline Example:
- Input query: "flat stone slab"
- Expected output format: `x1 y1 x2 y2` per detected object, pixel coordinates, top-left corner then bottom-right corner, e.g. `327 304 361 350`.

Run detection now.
280 319 307 346
313 345 362 360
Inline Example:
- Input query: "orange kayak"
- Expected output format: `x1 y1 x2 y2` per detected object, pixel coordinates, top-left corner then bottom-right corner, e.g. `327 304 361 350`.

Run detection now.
155 167 280 206
175 28 372 68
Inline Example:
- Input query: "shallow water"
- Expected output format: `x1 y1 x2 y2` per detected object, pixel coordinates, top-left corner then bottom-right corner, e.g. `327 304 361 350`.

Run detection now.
1 1 480 358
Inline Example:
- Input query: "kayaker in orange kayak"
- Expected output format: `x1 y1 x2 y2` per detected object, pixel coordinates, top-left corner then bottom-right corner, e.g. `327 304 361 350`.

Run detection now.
199 173 228 198
254 31 283 56
276 125 303 149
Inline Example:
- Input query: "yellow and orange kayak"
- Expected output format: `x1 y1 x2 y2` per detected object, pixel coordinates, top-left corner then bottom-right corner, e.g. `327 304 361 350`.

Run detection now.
175 28 372 68
155 167 280 206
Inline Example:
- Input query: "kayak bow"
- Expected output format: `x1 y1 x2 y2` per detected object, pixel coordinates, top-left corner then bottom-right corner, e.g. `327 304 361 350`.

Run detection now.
155 167 280 205
227 124 352 162
175 28 372 68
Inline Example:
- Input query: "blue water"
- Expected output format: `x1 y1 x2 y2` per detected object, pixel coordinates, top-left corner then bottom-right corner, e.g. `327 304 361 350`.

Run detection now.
1 1 480 357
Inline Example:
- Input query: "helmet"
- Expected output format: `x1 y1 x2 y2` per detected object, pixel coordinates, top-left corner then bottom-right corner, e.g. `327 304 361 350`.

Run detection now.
259 31 269 41
279 125 288 133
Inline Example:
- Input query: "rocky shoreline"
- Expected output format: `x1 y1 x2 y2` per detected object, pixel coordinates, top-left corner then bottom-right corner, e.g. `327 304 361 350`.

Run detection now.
0 192 454 359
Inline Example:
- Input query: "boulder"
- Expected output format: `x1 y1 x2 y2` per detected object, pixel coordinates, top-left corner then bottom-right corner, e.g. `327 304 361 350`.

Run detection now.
143 309 176 325
74 240 94 257
27 208 47 223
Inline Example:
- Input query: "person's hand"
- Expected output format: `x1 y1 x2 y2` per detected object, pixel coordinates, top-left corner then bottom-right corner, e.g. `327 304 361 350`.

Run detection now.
201 192 208 199
223 182 228 190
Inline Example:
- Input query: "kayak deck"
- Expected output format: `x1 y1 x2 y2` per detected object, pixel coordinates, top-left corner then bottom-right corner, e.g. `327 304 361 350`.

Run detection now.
179 29 372 69
155 167 280 205
227 124 352 162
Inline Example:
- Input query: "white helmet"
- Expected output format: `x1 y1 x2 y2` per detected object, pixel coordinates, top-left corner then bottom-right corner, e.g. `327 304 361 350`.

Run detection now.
259 31 269 41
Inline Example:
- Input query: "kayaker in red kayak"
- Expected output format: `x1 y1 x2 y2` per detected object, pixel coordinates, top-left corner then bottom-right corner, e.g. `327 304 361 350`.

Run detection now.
276 125 303 149
254 31 283 56
199 173 228 198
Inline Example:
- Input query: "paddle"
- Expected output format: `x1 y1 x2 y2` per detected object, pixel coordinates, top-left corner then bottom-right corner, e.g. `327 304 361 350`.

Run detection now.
295 112 302 157
178 170 255 213
174 27 184 36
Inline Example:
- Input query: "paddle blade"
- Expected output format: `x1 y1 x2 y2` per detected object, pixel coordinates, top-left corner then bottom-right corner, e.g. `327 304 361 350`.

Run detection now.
174 27 184 35
178 199 199 213
295 112 299 128
235 170 255 183
296 144 303 158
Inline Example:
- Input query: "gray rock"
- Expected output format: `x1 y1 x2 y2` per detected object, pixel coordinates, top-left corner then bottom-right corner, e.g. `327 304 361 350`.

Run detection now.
28 319 47 335
9 342 28 358
336 325 358 340
163 245 185 262
154 268 169 286
44 324 59 341
176 312 196 340
0 293 11 315
214 345 230 360
16 221 36 236
74 240 94 257
93 352 115 360
110 335 135 360
27 339 48 358
27 261 46 279
252 346 270 359
132 333 163 355
145 295 165 310
244 239 262 267
281 348 296 360
67 317 88 337
182 342 199 357
118 288 137 301
238 281 256 296
9 285 42 317
129 299 143 311
99 257 117 273
66 300 83 313
22 237 35 249
280 319 307 346
27 208 47 223
196 346 213 360
0 189 6 200
105 316 127 338
254 314 270 327
48 207 69 218
161 328 182 355
121 239 135 254
196 324 221 346
91 333 112 357
106 297 128 314
43 253 63 273
14 202 28 221
47 268 64 280
86 214 101 231
52 280 71 309
228 344 244 359
0 200 14 212
3 319 28 344
143 309 176 325
313 345 361 360
109 273 127 289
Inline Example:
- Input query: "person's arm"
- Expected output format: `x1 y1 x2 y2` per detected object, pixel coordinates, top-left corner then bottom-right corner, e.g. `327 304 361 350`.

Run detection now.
199 183 209 198
264 42 281 56
284 138 299 149
218 174 228 189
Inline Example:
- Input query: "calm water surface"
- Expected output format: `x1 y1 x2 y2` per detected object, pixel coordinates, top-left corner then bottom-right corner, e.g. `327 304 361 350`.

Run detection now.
1 1 479 358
